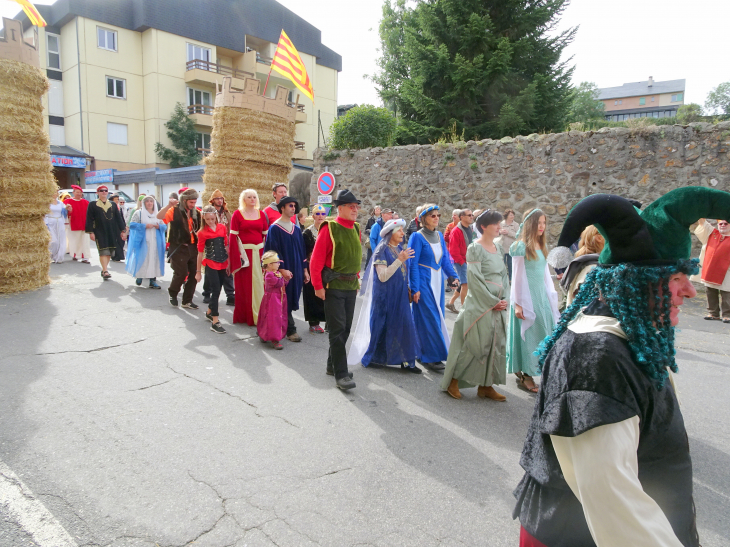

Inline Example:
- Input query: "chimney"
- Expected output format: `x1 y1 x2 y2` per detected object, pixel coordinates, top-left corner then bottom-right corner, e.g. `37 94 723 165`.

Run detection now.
648 76 654 87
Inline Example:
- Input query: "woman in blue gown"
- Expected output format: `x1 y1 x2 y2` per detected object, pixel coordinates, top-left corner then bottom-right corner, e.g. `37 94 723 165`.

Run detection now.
348 219 421 372
408 204 458 370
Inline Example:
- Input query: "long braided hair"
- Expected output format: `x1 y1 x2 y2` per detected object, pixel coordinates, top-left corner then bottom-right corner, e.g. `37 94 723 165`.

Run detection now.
535 259 699 387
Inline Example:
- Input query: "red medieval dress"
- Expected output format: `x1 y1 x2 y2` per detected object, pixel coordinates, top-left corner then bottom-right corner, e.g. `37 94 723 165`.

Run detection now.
230 209 268 325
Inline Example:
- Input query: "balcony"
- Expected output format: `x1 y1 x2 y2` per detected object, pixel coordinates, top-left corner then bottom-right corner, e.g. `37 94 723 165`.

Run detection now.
288 102 307 124
197 148 212 158
187 104 213 126
292 140 307 160
185 60 254 89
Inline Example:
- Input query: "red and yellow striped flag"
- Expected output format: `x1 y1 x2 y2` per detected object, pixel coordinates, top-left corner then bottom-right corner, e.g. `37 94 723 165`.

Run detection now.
270 30 314 103
9 0 47 27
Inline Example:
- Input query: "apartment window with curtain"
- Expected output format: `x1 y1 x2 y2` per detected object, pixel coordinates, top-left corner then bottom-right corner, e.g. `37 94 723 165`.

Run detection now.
187 87 211 113
107 122 128 145
106 76 126 99
187 43 211 69
97 27 117 51
46 33 60 69
196 132 211 153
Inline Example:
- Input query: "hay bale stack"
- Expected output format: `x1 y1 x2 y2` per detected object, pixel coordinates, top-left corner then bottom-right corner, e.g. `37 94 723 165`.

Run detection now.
0 58 56 294
203 106 295 205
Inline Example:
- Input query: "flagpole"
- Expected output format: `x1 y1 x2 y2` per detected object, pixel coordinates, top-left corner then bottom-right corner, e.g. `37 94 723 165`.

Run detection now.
262 31 282 97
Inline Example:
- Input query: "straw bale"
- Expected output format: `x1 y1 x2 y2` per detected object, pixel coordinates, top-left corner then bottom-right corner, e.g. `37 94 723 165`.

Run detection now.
203 159 290 206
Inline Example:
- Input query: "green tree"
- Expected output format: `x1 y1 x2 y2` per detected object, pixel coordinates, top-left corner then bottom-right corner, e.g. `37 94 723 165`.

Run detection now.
374 0 576 143
329 105 397 149
154 103 200 168
676 103 703 124
567 82 605 123
705 82 730 116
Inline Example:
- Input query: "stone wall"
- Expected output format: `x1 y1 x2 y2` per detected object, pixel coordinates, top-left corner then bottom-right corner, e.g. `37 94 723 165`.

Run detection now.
311 122 730 243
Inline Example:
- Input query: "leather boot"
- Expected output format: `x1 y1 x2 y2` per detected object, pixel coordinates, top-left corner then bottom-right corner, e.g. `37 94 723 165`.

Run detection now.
478 385 506 402
447 378 461 399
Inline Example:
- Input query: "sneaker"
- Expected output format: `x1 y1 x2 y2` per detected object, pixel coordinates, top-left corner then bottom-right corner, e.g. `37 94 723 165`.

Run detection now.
287 332 302 342
135 278 143 286
169 295 179 307
424 362 445 371
226 297 235 306
336 376 356 390
327 368 353 378
271 341 283 350
182 302 199 310
445 286 452 293
202 295 211 304
210 322 226 334
309 325 325 334
402 363 422 374
205 311 214 322
149 280 161 289
445 302 458 314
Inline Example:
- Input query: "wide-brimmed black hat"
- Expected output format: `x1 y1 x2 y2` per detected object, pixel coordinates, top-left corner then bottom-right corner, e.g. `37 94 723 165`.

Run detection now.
277 196 300 214
332 189 361 206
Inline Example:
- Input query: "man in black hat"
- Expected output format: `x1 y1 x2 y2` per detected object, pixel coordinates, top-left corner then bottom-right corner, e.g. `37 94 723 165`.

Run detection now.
310 189 362 390
264 195 309 342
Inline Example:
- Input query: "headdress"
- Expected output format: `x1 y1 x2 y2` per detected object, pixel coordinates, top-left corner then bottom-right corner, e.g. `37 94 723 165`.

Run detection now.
312 204 327 215
201 205 217 217
71 184 82 192
96 185 108 192
209 189 228 211
380 219 406 239
514 208 543 239
179 188 199 202
262 251 283 265
419 205 439 218
332 189 361 206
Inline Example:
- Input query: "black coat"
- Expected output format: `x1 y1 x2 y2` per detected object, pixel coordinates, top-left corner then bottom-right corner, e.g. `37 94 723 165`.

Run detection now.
85 200 126 252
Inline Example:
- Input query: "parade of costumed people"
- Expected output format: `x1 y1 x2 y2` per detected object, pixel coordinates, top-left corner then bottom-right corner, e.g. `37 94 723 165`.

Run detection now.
108 193 126 262
64 185 91 263
302 204 328 333
348 218 421 373
514 187 730 547
45 195 67 264
442 209 510 401
126 195 166 289
257 251 289 350
506 208 560 393
84 185 127 281
408 204 459 371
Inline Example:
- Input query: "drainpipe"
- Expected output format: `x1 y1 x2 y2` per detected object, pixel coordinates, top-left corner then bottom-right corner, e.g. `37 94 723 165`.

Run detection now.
75 17 84 151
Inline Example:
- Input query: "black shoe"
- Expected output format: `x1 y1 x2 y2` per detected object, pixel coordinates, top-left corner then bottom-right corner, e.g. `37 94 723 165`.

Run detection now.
327 368 353 378
210 322 226 334
401 363 422 374
425 362 445 371
226 297 235 306
182 302 199 310
169 295 179 307
205 311 214 322
202 295 211 304
336 376 356 390
445 286 452 293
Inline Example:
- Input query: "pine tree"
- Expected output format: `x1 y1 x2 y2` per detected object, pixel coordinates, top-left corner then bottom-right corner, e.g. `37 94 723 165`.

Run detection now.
375 0 576 143
567 82 605 124
154 103 200 168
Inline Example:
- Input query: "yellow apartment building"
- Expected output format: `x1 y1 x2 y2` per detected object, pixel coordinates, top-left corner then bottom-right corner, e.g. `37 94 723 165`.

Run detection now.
598 77 685 122
14 0 340 190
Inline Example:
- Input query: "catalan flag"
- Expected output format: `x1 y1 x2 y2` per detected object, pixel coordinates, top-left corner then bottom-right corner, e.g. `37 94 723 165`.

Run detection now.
270 30 314 103
9 0 47 27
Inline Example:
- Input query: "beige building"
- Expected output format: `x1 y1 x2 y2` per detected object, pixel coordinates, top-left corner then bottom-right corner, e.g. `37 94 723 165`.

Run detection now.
15 0 340 185
598 77 685 122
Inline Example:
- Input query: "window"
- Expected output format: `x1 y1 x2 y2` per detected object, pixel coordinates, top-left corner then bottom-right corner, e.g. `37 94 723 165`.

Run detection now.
187 87 211 113
618 100 622 105
46 33 60 69
97 27 117 51
639 97 646 106
106 76 126 99
107 122 128 145
196 132 211 152
49 125 65 146
671 93 683 102
187 43 211 64
651 96 655 102
614 100 618 105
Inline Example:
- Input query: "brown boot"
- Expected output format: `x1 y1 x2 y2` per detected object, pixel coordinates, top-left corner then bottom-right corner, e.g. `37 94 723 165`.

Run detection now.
447 378 462 399
478 385 506 402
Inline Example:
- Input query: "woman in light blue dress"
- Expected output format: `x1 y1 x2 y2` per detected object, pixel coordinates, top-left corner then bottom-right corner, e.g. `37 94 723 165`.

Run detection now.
507 209 559 393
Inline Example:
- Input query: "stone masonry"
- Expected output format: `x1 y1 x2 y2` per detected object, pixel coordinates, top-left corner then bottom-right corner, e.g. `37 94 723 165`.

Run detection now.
311 122 730 246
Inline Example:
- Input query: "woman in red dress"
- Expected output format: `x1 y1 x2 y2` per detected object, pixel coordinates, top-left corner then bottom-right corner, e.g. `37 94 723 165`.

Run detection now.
229 189 268 325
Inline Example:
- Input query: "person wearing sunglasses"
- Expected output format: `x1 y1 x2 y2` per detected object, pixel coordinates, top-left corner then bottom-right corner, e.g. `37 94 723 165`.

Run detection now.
84 185 127 280
302 204 329 333
694 217 730 322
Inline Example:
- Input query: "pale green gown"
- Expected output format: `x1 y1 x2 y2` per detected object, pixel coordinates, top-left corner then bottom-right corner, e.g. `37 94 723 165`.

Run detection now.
441 241 510 390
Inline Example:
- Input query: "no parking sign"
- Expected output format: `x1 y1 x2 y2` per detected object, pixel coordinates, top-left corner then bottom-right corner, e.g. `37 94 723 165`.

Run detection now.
317 171 336 195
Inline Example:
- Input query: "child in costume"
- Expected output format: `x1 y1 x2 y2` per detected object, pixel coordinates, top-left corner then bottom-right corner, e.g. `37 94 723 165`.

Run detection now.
257 251 289 350
195 205 229 334
507 208 560 393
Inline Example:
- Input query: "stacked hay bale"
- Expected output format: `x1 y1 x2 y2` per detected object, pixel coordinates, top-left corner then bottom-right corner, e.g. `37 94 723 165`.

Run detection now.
0 58 56 294
202 105 295 206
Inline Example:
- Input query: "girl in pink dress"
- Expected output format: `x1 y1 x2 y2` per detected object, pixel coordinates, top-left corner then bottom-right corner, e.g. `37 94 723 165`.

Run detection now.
257 251 289 350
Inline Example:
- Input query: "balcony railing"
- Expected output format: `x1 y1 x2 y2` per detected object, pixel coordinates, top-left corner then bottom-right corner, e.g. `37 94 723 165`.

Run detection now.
288 102 306 112
294 141 305 150
186 59 254 80
256 54 272 65
197 148 212 157
188 104 214 116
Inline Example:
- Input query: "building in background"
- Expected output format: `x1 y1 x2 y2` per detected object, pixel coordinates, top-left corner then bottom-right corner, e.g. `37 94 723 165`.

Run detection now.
12 0 340 197
598 77 685 122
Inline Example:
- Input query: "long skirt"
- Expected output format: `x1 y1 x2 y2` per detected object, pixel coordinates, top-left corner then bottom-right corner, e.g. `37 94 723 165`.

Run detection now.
68 230 91 259
233 243 264 326
412 266 450 363
46 216 65 263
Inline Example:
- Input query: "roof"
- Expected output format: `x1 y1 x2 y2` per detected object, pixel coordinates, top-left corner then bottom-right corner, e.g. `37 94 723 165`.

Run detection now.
50 145 91 158
598 79 685 100
15 0 341 72
604 105 680 116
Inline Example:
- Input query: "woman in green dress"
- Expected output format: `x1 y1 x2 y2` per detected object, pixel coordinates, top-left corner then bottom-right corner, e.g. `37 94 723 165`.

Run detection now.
442 210 510 401
506 208 560 393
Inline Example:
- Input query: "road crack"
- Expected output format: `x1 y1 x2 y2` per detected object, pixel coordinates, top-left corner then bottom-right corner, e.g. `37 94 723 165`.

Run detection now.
127 377 180 392
36 339 147 356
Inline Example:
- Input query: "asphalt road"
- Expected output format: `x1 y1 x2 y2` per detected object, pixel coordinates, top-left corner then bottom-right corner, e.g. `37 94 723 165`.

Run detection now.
1 257 728 547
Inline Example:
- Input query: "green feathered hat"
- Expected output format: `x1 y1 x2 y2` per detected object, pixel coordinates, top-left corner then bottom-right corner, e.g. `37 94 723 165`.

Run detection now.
548 187 730 269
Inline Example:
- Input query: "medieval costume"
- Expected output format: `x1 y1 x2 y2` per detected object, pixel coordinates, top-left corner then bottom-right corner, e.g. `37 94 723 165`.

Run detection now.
257 253 289 345
45 198 67 264
230 205 267 326
560 254 599 308
310 189 363 390
126 196 166 288
441 239 510 394
162 188 201 307
408 206 458 368
109 194 126 262
349 219 420 371
694 219 730 321
302 205 327 330
197 208 229 334
64 185 91 262
202 189 235 306
85 192 126 256
514 187 730 547
263 196 308 338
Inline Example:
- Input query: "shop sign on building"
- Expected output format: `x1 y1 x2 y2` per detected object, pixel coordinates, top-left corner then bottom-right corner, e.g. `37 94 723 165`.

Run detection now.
85 169 115 184
50 155 87 169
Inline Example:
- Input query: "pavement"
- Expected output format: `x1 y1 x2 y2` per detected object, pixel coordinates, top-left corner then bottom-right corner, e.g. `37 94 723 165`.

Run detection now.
0 255 729 547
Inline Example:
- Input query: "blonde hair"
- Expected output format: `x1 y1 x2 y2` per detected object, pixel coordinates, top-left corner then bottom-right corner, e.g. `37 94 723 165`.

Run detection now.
520 208 548 261
574 225 605 257
239 189 260 211
261 250 279 269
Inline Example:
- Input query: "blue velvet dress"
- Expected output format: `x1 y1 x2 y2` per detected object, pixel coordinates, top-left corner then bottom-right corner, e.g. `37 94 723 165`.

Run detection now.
264 221 307 313
408 230 458 363
362 241 420 367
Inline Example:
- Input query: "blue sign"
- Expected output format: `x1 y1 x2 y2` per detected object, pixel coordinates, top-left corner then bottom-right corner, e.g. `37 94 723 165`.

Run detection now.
317 172 336 195
85 169 115 184
50 155 87 169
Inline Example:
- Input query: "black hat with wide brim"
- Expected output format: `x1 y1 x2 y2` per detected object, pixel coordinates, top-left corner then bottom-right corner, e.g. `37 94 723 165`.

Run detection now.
277 196 300 214
548 187 730 269
332 189 361 206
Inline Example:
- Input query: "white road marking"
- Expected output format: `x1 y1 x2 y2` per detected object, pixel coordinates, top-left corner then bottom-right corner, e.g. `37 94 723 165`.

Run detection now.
0 460 78 547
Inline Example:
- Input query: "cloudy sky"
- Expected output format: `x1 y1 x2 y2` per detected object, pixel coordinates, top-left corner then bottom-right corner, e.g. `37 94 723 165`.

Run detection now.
3 0 729 111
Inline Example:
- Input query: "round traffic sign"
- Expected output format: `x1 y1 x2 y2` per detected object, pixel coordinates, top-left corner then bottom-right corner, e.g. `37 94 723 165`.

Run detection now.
317 172 336 195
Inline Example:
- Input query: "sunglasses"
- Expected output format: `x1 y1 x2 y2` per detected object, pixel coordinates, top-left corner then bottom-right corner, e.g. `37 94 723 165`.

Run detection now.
430 213 441 218
314 213 327 216
98 190 108 193
462 213 473 217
